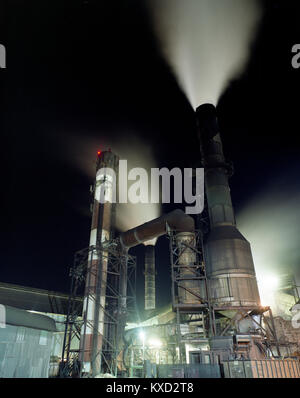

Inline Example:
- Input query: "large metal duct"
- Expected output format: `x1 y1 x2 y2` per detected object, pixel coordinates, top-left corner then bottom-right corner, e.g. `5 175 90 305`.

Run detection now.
119 210 201 306
144 245 156 311
119 209 194 249
196 104 260 307
80 150 119 376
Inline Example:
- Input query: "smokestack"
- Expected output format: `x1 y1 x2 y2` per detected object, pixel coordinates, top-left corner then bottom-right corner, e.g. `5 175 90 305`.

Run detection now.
144 245 156 311
196 104 260 308
80 150 119 377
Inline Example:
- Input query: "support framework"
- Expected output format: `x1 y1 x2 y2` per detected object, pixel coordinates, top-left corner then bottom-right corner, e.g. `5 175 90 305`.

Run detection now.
60 240 136 377
168 229 213 363
211 305 281 356
168 228 282 362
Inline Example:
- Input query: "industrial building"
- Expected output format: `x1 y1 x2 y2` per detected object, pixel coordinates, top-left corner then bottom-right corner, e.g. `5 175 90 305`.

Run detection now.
1 105 300 378
0 282 82 377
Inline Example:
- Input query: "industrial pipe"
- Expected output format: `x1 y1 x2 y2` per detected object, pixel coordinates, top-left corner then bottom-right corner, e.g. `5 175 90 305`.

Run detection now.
119 210 202 308
119 209 195 250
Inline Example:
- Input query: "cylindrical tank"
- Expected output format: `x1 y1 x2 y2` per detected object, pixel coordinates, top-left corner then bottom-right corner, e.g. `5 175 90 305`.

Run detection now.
204 226 260 306
196 104 260 307
144 245 156 310
175 232 203 305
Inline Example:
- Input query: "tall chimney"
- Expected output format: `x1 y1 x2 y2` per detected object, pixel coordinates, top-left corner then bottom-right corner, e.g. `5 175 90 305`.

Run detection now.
196 104 260 308
80 150 119 377
144 244 156 311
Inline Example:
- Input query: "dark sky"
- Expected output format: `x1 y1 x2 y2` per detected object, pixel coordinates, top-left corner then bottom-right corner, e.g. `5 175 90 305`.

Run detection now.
1 0 300 310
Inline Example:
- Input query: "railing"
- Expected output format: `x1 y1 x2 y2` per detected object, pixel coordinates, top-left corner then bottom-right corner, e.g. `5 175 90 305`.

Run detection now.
222 358 300 378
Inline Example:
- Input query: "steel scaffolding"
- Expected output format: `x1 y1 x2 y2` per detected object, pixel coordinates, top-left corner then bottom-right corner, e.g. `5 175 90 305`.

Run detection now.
167 228 282 362
60 240 136 377
168 228 213 364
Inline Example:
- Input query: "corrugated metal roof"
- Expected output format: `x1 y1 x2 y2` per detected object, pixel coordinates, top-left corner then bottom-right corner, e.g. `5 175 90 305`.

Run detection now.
4 305 57 332
0 282 82 315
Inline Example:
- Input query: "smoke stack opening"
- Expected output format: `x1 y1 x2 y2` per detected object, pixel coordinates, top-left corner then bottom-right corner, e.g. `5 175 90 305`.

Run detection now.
196 103 219 140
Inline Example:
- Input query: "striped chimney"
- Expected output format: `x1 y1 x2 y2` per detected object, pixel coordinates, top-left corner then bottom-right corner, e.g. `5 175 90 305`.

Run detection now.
80 149 119 376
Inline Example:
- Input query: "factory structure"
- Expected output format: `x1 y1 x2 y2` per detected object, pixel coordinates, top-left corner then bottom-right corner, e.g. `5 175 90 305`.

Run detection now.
1 105 300 378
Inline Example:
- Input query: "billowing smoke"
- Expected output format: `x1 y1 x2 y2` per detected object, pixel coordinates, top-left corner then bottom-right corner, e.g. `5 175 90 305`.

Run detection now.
237 177 300 314
146 0 262 107
47 129 160 238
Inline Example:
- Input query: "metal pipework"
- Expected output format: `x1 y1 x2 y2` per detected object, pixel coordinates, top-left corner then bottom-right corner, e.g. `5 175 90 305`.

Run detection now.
80 150 119 376
119 209 194 250
144 245 156 311
119 210 200 306
196 104 260 307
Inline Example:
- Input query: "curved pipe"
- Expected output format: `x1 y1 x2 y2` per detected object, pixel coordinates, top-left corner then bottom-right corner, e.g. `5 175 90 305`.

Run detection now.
117 210 196 362
119 209 195 250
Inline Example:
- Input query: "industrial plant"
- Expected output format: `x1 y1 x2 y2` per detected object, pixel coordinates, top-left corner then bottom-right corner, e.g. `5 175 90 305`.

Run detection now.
1 104 299 379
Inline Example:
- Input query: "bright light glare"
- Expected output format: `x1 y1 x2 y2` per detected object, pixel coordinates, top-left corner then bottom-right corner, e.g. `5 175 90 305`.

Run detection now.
148 338 162 348
138 331 145 342
257 274 279 306
259 274 279 291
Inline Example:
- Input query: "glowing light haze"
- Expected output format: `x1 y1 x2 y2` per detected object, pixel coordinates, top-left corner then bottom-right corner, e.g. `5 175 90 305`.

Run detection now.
256 274 279 307
50 129 160 238
147 0 262 107
237 181 300 311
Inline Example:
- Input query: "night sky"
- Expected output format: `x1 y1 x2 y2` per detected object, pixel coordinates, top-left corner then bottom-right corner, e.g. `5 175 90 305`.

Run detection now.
1 1 300 310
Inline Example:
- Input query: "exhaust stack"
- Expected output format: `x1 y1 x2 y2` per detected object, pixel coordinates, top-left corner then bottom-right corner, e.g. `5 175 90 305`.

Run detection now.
144 245 156 311
196 104 260 308
80 150 119 377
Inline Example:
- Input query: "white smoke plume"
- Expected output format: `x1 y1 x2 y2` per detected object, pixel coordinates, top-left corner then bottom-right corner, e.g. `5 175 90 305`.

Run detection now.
147 0 262 107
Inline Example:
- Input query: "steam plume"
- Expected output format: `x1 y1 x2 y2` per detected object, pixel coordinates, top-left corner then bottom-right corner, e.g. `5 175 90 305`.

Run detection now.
47 129 161 238
237 177 300 313
147 0 262 107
